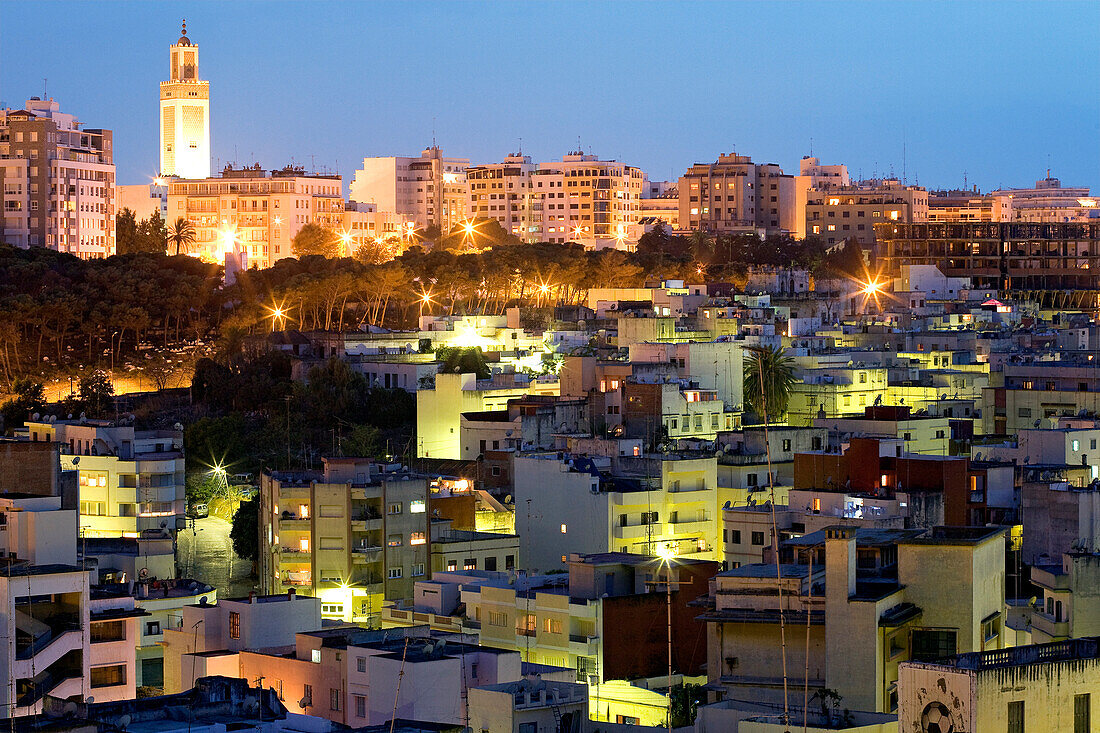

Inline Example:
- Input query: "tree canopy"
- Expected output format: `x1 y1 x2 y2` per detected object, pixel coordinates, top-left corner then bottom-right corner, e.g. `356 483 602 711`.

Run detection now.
291 223 339 258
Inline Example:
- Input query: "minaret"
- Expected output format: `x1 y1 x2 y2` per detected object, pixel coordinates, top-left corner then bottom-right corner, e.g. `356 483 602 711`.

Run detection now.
159 20 210 179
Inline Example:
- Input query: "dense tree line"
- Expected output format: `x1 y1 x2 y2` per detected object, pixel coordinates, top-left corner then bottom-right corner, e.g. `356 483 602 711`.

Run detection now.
0 226 866 392
0 244 223 384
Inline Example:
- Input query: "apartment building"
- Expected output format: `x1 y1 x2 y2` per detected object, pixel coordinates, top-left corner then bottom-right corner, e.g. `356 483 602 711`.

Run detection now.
236 627 520 727
350 147 469 232
387 553 717 686
898 637 1100 732
469 678 587 733
258 458 431 624
1027 552 1100 644
166 163 344 267
22 419 185 539
129 577 216 690
991 175 1097 223
0 97 115 257
981 358 1100 435
927 188 1014 222
804 179 928 248
514 453 727 571
677 152 795 236
417 372 560 460
466 152 645 248
162 590 321 694
0 479 138 717
699 525 1006 715
118 179 170 221
875 221 1100 304
459 396 591 459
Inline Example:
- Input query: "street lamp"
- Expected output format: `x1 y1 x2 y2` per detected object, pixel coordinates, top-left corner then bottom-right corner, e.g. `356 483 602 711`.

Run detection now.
657 545 676 733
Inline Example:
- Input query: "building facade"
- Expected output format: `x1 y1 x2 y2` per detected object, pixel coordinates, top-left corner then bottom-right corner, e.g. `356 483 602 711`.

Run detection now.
466 152 645 247
166 164 343 267
258 459 431 625
678 152 795 236
23 419 186 539
160 21 210 180
349 147 469 232
0 98 115 257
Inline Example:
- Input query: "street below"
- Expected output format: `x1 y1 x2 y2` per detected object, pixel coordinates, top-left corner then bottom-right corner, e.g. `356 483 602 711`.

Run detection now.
177 515 255 599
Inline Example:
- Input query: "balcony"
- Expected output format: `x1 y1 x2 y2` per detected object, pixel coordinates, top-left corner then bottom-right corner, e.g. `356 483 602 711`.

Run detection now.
352 545 383 562
1032 610 1070 640
614 523 662 540
569 634 599 656
14 605 81 663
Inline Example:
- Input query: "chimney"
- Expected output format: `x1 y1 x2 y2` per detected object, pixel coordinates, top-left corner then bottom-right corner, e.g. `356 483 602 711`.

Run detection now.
249 591 256 604
825 526 857 599
288 588 296 600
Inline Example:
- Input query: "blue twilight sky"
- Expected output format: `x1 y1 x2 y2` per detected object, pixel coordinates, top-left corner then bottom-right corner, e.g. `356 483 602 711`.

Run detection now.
2 1 1097 193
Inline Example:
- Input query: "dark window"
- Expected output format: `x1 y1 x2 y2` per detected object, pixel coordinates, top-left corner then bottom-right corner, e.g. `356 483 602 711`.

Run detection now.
911 628 956 662
1075 694 1090 733
812 436 823 450
730 530 742 544
781 439 791 451
330 688 340 711
484 556 497 571
505 554 515 570
1008 700 1024 733
90 664 126 688
751 531 765 546
91 620 126 643
229 611 240 639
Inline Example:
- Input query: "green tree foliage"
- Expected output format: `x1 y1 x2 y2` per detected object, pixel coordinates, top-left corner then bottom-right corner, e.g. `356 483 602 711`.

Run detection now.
168 217 197 256
670 683 708 728
135 211 169 253
0 378 46 433
115 208 140 254
743 344 798 423
78 369 115 417
435 346 491 380
438 217 521 252
342 424 384 457
291 223 339 258
230 496 259 564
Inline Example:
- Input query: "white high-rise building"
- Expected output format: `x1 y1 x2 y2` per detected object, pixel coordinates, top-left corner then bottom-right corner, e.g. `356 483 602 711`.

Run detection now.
160 21 210 180
349 147 468 232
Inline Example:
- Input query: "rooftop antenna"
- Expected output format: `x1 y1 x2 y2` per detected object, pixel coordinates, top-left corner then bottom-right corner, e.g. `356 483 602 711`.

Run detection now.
43 78 47 100
963 170 968 190
902 129 907 184
518 137 522 156
432 117 436 148
809 136 813 157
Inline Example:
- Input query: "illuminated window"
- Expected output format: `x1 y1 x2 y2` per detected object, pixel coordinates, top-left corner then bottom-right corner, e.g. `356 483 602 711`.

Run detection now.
409 532 426 546
229 611 240 639
410 500 426 514
827 224 836 231
812 498 821 512
560 524 567 534
299 537 310 552
298 504 310 518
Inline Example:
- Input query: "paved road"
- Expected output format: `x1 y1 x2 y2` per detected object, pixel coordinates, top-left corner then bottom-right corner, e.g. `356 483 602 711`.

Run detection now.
177 516 255 598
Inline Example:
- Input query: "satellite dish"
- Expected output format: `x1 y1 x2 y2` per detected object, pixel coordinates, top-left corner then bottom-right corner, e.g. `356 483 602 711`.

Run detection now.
504 495 512 504
299 696 312 709
72 456 80 465
138 568 149 579
31 412 40 421
722 500 731 509
174 422 184 431
116 714 131 729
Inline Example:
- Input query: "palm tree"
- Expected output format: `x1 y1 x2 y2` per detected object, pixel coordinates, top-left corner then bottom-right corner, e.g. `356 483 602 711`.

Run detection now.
742 342 799 727
167 217 197 256
743 344 797 422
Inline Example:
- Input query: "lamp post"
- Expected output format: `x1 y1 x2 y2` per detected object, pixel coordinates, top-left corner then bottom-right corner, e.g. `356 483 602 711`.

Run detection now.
657 545 675 733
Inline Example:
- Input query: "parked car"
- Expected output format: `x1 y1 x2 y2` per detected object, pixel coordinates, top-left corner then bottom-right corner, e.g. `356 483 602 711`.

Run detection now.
237 486 256 500
187 502 209 519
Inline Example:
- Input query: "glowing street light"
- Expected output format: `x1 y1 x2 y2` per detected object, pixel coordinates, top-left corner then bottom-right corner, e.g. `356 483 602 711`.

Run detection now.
339 231 353 255
861 279 883 296
266 300 290 332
